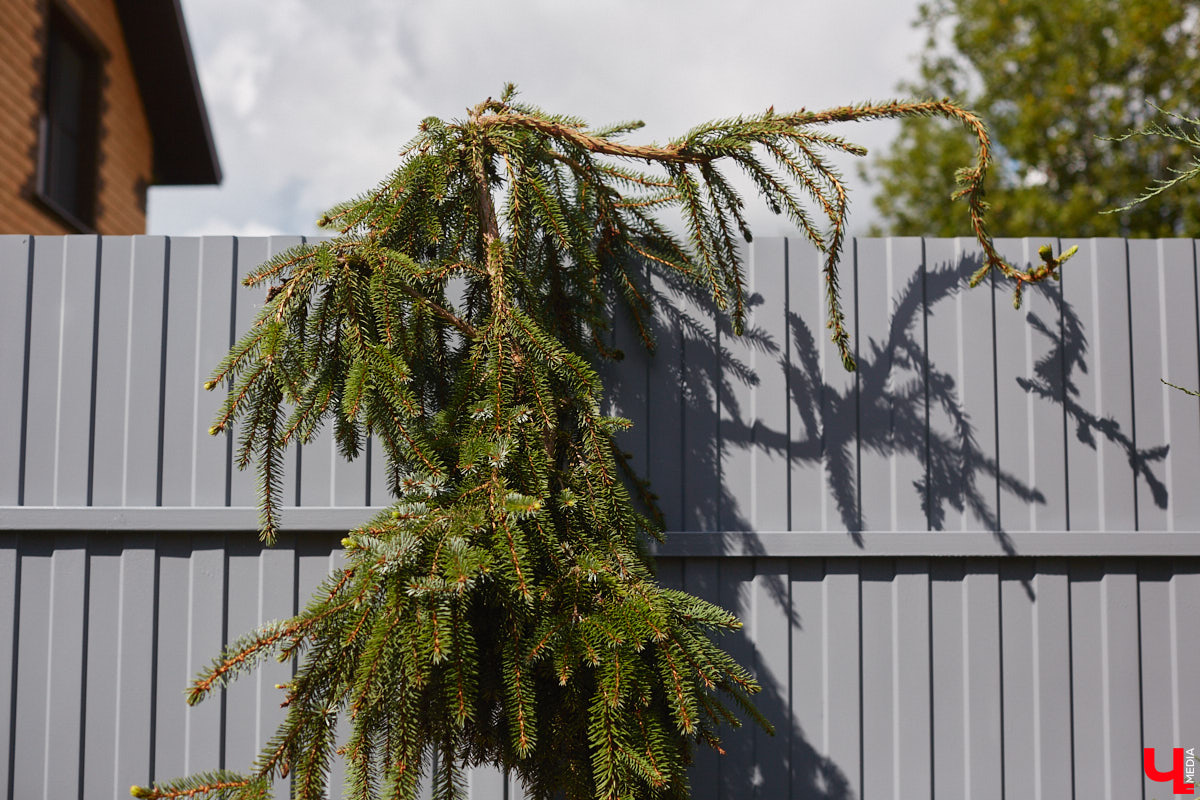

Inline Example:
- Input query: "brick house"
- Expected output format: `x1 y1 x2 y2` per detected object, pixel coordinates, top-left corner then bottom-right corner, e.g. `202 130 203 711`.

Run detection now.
0 0 219 234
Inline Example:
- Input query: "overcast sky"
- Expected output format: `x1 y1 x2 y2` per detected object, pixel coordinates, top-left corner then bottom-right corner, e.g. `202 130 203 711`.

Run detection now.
148 0 927 237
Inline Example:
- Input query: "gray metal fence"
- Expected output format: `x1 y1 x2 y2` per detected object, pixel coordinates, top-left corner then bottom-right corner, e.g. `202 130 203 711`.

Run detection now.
1 235 1198 799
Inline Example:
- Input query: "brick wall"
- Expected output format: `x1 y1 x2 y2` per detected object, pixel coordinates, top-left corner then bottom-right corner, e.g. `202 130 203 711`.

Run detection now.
0 0 152 234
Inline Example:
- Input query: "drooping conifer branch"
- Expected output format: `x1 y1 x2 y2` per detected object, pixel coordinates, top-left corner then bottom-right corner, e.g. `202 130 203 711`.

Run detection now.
134 86 1068 800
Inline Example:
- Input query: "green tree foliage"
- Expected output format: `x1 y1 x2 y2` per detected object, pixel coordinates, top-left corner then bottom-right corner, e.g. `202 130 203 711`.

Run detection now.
1110 107 1200 397
1108 107 1200 216
132 86 1066 800
866 0 1200 237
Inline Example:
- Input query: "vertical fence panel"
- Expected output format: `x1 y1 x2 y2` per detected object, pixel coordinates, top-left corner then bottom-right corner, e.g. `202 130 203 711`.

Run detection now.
228 239 273 508
126 238 170 507
679 272 720 532
269 237 307 510
931 559 967 800
0 535 14 799
818 246 859 535
860 559 897 799
1161 240 1200 529
297 415 337 507
927 237 999 533
888 236 930 531
821 558 862 800
1061 238 1136 531
964 561 1003 800
1033 561 1075 799
718 558 756 797
222 533 297 797
331 429 370 507
55 237 100 505
784 240 828 531
787 559 825 794
929 559 1007 800
1070 560 1143 799
924 236 964 531
467 766 507 800
1069 561 1106 798
855 238 894 532
1102 562 1145 798
999 561 1037 800
82 237 168 507
998 559 1074 799
78 536 159 796
1130 239 1200 530
751 240 790 532
994 238 1069 533
223 536 266 774
684 557 721 800
719 241 755 533
647 267 685 530
160 238 202 507
0 237 30 504
858 558 933 800
855 238 926 531
117 538 158 792
1177 565 1200 775
1128 238 1166 531
154 535 196 779
193 238 238 507
749 559 790 797
895 560 933 799
185 534 227 775
21 237 66 506
41 536 88 799
10 538 52 800
91 238 133 506
81 536 123 800
1140 560 1177 798
367 435 390 508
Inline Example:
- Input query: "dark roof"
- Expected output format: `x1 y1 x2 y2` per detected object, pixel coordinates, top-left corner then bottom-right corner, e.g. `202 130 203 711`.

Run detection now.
112 0 221 185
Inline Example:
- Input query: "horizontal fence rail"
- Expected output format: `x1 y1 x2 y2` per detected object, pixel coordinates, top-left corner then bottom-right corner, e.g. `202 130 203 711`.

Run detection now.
2 236 1200 799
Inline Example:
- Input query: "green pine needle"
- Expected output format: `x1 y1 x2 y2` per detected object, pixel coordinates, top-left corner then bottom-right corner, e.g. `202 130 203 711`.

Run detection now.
145 86 1048 800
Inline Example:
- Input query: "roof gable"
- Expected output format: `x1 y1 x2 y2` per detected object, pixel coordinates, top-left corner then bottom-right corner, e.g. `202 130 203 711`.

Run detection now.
112 0 221 185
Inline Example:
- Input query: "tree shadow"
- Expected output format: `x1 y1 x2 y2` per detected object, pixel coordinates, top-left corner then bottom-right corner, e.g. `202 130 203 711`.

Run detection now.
655 563 856 800
647 253 1046 553
625 250 1173 549
602 244 1173 798
1018 284 1170 511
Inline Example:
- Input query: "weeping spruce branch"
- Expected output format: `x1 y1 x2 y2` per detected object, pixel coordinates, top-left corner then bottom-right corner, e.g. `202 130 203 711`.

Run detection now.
134 86 1072 800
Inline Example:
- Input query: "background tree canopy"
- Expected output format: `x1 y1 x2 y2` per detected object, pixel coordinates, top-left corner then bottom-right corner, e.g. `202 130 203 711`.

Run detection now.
866 0 1200 237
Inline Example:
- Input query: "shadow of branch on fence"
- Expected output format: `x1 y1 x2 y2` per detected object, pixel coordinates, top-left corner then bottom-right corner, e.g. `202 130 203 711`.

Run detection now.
1019 285 1170 511
656 564 855 800
619 249 1173 550
647 252 1047 553
601 246 1175 796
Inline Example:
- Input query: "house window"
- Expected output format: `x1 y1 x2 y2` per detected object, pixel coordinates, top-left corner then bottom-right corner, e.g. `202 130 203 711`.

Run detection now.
38 9 101 230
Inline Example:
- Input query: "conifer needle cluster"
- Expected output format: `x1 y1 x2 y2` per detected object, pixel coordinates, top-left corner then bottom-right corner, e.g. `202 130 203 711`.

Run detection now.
134 85 1069 800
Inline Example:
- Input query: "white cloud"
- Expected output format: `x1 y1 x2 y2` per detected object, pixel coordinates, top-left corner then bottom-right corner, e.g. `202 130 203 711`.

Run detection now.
149 0 926 237
202 31 271 118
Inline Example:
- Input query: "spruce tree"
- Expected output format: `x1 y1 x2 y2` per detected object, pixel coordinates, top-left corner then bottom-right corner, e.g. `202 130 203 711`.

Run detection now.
132 86 1072 800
